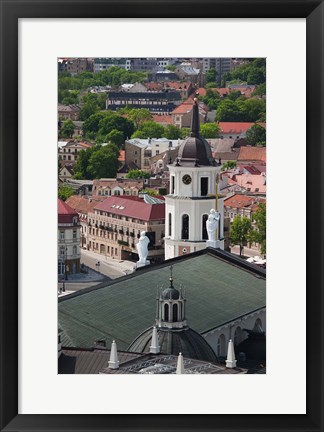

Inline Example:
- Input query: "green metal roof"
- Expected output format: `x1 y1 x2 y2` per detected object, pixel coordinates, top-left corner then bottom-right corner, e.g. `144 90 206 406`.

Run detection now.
58 250 266 350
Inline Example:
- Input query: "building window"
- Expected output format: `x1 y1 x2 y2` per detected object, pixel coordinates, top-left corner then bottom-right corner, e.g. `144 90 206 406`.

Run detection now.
200 177 208 196
202 214 208 240
60 246 65 256
171 176 175 194
73 245 77 255
181 214 189 240
168 212 172 237
234 327 242 346
60 231 65 240
58 261 65 275
164 304 169 321
172 304 178 322
73 230 77 239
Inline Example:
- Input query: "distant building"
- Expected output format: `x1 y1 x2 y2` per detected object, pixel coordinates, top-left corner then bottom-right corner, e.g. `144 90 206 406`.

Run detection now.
93 58 131 72
237 146 266 163
224 165 266 195
171 98 208 128
92 178 144 197
125 138 182 172
87 195 165 262
106 90 181 114
58 199 81 278
59 164 74 182
58 141 93 163
218 122 266 140
65 58 93 76
176 65 205 87
66 195 105 249
58 104 81 121
224 194 266 222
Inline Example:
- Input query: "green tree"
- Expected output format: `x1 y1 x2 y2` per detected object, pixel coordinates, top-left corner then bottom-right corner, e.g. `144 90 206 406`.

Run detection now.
246 124 266 146
141 188 158 196
79 101 100 121
180 128 190 139
131 121 165 139
230 215 252 257
202 89 221 110
215 99 242 122
87 144 120 179
73 145 99 179
250 203 266 255
227 90 242 101
221 160 237 171
164 124 183 140
237 98 266 122
206 68 217 83
205 82 218 89
105 129 125 146
200 123 220 138
126 169 150 179
121 108 152 129
252 83 266 98
58 185 75 201
60 119 75 138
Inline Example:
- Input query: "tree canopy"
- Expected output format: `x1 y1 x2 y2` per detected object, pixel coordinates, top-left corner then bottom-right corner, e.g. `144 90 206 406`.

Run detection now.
250 203 266 255
200 123 220 138
246 124 266 146
58 185 75 201
126 169 150 179
82 111 134 144
131 121 165 139
221 160 237 171
230 215 252 257
60 119 75 138
215 98 266 122
223 58 266 86
73 143 120 179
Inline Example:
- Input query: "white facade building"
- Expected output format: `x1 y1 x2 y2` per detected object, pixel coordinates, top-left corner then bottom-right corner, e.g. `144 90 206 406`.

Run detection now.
164 98 225 259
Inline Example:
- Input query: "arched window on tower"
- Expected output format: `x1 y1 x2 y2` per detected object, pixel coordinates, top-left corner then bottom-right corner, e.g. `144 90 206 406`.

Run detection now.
168 213 172 237
254 318 263 332
234 326 242 346
164 303 169 321
181 214 189 240
217 334 226 357
172 304 178 322
202 214 208 240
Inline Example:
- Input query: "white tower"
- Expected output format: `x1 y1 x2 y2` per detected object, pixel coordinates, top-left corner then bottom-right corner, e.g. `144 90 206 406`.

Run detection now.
164 97 225 260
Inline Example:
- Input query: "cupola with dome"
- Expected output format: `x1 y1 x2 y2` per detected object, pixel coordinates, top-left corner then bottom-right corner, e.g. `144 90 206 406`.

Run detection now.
128 268 218 363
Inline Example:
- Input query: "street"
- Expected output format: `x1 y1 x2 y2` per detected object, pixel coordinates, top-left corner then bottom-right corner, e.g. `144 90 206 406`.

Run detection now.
80 249 136 279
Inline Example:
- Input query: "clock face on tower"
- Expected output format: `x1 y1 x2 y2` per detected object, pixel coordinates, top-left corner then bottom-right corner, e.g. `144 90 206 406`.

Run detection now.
182 174 192 185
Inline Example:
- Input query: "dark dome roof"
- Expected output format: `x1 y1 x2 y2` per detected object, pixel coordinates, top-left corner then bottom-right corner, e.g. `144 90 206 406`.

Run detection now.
177 135 214 166
161 286 180 300
128 326 218 363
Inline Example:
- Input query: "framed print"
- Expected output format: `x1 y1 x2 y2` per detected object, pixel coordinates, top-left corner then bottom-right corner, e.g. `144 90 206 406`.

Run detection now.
1 0 323 431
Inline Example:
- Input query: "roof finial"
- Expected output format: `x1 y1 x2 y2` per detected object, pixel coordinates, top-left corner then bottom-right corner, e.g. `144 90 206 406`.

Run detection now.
108 340 119 369
149 326 160 354
226 339 237 369
190 93 200 138
169 265 174 287
176 352 185 374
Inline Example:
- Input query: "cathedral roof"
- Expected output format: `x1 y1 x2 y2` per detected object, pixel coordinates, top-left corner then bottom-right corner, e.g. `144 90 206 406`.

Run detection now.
128 326 218 363
58 248 266 351
175 97 216 167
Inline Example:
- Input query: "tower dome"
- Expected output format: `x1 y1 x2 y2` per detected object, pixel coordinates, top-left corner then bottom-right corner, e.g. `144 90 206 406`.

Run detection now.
176 97 215 167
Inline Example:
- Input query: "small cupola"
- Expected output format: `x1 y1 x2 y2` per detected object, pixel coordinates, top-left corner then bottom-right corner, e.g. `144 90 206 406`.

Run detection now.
156 267 187 329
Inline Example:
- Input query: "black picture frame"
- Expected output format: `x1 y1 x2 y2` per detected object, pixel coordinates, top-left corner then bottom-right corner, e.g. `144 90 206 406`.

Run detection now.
1 1 323 431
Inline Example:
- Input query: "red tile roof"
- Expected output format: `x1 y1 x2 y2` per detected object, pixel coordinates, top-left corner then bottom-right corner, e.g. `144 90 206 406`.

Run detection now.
219 122 266 134
66 196 105 216
224 194 266 209
165 81 191 91
94 196 165 222
172 98 208 115
152 115 173 124
58 198 79 224
237 146 266 162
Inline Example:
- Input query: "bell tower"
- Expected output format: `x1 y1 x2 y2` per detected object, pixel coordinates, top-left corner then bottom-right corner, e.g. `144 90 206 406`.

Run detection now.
164 96 225 259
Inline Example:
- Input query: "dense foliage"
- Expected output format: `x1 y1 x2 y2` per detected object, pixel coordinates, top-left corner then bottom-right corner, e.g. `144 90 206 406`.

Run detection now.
215 98 266 122
246 124 266 146
230 216 252 257
125 170 150 179
223 58 266 86
58 185 75 201
73 143 120 179
82 111 134 144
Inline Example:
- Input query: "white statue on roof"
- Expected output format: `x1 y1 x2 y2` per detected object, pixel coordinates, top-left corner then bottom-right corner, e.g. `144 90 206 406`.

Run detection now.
136 231 150 268
206 209 220 242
